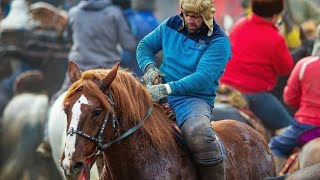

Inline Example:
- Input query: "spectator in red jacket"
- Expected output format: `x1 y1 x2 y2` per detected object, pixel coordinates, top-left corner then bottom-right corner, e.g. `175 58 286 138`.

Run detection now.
220 0 294 130
269 24 320 173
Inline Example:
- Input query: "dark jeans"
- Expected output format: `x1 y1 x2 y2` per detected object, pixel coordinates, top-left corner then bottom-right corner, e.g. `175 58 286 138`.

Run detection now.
244 92 293 130
181 116 225 165
269 120 315 157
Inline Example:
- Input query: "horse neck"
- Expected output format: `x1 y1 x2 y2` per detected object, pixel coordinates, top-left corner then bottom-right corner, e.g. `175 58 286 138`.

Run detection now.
102 124 196 179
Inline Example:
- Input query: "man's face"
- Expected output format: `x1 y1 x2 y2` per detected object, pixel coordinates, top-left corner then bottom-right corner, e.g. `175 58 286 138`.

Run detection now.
182 10 204 34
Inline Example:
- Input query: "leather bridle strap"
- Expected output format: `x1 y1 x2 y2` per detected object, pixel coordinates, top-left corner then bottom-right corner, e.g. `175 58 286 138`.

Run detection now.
67 89 154 155
96 106 153 152
67 91 115 144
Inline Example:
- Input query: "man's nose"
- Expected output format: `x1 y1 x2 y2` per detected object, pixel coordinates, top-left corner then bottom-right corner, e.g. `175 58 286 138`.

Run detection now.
186 17 194 24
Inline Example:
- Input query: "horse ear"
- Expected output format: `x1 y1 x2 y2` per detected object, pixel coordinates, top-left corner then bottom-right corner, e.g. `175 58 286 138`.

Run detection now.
102 63 120 89
68 61 81 83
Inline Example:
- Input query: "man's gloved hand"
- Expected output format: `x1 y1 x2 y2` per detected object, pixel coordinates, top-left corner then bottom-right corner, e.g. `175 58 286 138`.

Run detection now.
143 66 164 87
147 84 171 102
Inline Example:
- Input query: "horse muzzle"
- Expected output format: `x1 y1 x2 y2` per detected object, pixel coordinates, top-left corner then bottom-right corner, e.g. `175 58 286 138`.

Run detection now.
61 159 85 180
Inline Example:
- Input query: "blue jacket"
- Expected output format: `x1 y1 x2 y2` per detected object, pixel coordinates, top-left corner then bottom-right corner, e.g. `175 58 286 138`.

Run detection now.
121 9 159 76
137 15 231 105
125 9 159 41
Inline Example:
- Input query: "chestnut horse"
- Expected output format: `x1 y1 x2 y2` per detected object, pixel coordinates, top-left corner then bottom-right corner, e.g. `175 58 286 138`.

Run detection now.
60 61 275 180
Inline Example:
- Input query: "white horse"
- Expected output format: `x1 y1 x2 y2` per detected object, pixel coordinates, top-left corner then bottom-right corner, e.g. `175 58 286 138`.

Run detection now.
0 93 62 180
48 91 100 180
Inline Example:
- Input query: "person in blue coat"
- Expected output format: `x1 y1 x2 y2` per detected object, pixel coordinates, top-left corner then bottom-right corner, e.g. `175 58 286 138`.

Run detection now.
119 0 159 77
137 0 232 179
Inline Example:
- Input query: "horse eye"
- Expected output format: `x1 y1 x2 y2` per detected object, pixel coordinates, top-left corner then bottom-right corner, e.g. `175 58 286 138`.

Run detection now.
93 110 101 118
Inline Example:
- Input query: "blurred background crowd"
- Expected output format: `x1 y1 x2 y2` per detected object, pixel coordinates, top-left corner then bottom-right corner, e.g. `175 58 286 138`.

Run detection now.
1 0 320 115
1 0 320 179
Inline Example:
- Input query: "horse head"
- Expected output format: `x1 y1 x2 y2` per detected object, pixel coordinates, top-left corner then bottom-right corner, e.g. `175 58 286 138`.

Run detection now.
60 61 166 179
60 61 120 179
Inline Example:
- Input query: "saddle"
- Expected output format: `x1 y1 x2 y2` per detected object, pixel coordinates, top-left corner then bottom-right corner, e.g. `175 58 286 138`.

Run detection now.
160 102 227 161
297 127 320 146
279 127 320 176
216 84 248 109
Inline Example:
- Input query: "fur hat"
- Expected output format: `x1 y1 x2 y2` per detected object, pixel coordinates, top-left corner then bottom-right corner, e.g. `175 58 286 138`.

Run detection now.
180 0 215 36
251 0 284 17
312 24 320 56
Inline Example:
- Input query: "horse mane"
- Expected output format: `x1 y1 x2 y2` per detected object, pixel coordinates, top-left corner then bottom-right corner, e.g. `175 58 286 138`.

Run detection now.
64 68 178 152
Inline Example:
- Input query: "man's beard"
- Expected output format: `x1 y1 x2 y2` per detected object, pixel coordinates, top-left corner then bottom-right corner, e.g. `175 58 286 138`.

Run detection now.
186 23 205 34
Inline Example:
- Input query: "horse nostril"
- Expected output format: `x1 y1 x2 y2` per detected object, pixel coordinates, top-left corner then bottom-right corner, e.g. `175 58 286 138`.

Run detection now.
71 162 84 174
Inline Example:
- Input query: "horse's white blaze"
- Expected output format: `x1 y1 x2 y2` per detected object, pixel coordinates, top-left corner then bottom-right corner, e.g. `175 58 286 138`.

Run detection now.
63 94 90 168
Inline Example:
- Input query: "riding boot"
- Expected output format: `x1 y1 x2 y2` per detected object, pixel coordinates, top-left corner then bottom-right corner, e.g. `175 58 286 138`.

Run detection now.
181 116 226 180
197 160 225 180
273 156 287 174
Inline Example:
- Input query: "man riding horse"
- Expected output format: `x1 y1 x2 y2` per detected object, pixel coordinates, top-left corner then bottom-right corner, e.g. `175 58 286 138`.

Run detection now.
137 0 232 179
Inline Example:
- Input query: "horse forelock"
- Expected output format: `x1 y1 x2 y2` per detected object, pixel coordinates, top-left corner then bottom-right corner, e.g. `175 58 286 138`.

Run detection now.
63 70 113 113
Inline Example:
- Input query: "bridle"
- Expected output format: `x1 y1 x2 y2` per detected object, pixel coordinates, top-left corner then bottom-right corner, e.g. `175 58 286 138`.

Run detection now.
66 90 153 155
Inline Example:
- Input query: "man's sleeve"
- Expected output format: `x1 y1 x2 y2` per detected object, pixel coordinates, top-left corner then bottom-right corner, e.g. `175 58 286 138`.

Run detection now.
136 21 165 72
